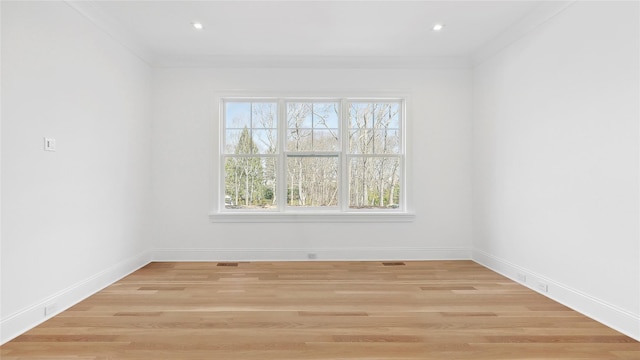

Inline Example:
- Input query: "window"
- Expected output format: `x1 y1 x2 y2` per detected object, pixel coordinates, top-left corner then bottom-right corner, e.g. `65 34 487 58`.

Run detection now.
218 97 409 220
223 101 278 209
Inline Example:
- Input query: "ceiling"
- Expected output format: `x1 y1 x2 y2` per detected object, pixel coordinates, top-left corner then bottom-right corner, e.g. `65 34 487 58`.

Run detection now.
69 0 569 68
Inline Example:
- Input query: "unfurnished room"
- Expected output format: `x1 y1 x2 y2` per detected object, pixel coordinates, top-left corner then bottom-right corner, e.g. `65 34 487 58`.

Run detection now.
1 0 639 359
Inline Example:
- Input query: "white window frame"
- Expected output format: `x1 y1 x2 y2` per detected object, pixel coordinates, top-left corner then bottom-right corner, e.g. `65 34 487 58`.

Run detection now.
211 95 415 223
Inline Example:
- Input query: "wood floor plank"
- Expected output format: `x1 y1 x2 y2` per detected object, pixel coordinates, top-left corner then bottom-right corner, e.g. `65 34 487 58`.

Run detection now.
1 261 638 359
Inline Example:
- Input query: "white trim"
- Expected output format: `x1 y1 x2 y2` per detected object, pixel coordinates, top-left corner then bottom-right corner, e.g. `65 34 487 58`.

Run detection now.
471 1 575 67
209 211 415 223
153 247 471 262
0 251 151 345
472 250 640 341
154 55 471 69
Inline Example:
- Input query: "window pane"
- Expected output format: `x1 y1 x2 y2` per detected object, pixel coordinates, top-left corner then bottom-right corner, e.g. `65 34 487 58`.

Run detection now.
349 103 373 129
225 129 244 154
349 102 400 154
313 129 339 151
287 103 312 128
224 157 277 209
225 102 251 128
349 157 400 209
252 103 277 128
225 102 278 155
288 102 340 152
374 129 401 154
349 129 373 154
312 103 339 128
373 103 400 129
287 103 312 151
226 128 258 154
287 156 338 207
253 129 277 154
287 128 312 151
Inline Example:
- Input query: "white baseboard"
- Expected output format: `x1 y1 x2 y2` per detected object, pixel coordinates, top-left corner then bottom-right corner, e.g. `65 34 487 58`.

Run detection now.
152 247 471 262
472 249 640 341
0 250 152 345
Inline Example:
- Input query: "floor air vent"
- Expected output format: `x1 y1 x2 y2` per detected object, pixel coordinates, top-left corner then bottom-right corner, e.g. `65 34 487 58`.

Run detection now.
382 262 406 266
217 262 239 267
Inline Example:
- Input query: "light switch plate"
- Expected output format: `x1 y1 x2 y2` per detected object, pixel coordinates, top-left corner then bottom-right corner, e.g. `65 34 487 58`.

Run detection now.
44 137 56 151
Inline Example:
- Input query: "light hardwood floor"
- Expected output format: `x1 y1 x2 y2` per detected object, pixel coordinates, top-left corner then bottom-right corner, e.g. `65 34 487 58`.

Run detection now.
2 261 638 359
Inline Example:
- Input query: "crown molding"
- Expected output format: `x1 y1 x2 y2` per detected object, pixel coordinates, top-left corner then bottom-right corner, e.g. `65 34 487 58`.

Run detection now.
64 0 155 66
471 1 576 67
153 54 472 69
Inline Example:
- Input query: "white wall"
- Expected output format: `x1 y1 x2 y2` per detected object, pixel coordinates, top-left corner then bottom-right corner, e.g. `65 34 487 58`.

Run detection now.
1 1 152 343
472 1 639 340
151 68 473 261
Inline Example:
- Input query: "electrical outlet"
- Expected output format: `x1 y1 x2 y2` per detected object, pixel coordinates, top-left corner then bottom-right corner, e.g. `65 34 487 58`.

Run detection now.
516 272 527 283
536 282 549 293
44 303 58 317
307 253 317 260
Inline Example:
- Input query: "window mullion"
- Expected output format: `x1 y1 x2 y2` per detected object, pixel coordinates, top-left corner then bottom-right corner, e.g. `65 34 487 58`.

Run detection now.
340 99 349 212
278 99 287 212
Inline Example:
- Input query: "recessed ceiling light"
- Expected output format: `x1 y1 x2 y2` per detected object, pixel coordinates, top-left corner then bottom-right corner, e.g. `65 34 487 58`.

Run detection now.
192 22 204 30
432 23 445 32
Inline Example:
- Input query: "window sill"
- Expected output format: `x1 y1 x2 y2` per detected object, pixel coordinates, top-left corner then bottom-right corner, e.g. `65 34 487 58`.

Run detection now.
209 212 416 223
